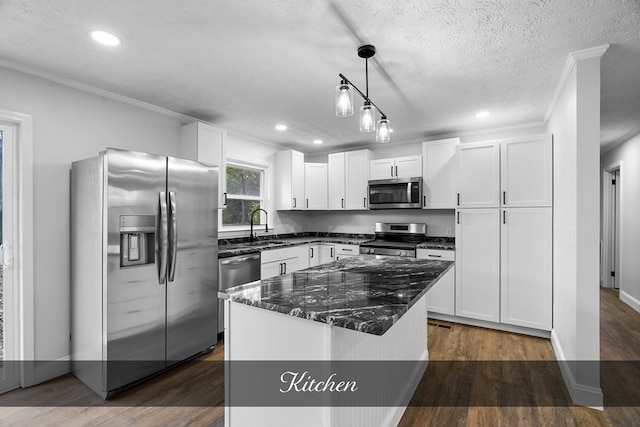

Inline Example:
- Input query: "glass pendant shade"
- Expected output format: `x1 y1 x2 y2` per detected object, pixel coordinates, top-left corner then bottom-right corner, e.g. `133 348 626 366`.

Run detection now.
376 118 391 143
359 103 376 132
335 82 354 117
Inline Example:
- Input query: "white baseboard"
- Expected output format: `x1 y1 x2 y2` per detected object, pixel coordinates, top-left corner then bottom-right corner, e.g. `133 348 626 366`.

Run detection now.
33 356 71 385
620 290 640 314
428 313 551 339
550 330 604 410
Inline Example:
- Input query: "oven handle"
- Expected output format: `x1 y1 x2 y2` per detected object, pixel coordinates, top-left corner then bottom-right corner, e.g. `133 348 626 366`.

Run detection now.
407 183 412 204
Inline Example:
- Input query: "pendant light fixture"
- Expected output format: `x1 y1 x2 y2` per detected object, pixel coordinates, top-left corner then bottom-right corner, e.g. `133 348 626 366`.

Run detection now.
336 44 391 143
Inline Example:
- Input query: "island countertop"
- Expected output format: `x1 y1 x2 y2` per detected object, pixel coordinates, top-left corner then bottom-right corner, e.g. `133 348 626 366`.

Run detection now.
219 255 453 336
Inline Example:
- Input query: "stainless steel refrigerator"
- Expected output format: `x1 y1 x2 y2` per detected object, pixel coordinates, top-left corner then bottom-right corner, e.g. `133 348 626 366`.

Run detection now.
70 148 218 398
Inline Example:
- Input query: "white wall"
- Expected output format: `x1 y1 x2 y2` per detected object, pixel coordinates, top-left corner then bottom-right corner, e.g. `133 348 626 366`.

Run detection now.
601 133 640 309
0 66 185 373
545 50 603 407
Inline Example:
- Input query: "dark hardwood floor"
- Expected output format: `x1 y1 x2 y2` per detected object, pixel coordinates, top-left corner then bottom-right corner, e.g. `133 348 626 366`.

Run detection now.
1 288 638 426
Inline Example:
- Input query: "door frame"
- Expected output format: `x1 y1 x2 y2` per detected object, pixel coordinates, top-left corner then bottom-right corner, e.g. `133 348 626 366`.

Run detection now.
601 161 622 289
0 108 35 388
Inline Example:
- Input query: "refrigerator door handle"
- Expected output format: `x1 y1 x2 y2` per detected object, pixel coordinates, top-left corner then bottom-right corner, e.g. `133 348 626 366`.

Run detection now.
158 191 169 284
168 191 178 282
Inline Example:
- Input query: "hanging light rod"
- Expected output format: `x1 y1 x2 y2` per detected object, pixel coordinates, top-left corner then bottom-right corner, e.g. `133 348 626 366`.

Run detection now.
336 44 391 143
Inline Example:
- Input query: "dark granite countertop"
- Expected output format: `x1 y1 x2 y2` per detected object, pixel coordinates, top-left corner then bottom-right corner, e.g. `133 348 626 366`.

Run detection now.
218 232 374 258
219 255 453 336
218 233 455 258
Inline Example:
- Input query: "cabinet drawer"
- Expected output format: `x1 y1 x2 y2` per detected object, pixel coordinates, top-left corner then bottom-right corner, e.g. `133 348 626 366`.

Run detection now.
335 244 359 255
416 248 455 261
261 246 300 264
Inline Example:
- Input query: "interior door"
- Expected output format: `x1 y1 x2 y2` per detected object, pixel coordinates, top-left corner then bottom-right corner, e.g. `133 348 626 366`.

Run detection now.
166 157 218 362
106 149 168 390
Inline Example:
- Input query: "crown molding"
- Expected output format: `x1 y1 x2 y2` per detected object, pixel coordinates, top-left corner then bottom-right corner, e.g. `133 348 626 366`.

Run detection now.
543 45 610 124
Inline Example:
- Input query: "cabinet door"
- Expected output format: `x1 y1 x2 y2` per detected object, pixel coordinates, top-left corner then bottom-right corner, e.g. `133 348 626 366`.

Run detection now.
501 208 552 330
178 122 227 208
335 244 358 260
328 153 346 210
417 249 455 315
394 155 422 178
309 244 320 267
422 138 458 208
501 134 552 207
276 150 305 210
345 150 371 210
304 163 328 210
455 209 500 322
318 245 335 264
456 141 500 207
261 261 283 280
296 244 310 270
369 158 395 180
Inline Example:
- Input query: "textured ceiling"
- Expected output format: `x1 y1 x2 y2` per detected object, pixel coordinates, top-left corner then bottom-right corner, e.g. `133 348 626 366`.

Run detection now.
0 0 639 153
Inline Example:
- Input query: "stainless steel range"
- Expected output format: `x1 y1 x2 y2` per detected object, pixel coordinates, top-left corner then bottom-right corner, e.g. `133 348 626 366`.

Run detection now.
359 222 427 257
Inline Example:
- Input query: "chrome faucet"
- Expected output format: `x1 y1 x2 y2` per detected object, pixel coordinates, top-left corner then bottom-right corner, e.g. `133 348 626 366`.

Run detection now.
249 208 268 241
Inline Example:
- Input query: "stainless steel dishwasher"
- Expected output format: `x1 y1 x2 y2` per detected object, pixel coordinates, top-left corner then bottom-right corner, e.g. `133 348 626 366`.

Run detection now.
218 253 261 333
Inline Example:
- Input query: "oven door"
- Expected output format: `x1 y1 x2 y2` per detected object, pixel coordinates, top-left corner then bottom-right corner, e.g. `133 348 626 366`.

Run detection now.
368 177 422 209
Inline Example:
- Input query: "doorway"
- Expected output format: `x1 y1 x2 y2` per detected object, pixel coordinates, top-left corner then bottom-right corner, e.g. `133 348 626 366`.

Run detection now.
0 122 18 393
602 162 622 290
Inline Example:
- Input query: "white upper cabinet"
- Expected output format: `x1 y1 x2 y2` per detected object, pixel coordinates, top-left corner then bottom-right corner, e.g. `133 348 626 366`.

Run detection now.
345 150 371 210
329 149 371 210
304 163 328 210
455 141 501 208
276 150 305 210
328 153 346 210
178 122 227 208
369 155 422 180
422 138 459 209
500 134 552 207
500 207 552 330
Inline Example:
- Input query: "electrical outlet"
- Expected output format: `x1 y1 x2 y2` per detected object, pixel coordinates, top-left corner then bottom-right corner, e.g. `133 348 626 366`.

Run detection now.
446 227 452 236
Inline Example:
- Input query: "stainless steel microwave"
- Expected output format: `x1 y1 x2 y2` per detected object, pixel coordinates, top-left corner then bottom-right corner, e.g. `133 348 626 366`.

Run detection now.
368 177 423 209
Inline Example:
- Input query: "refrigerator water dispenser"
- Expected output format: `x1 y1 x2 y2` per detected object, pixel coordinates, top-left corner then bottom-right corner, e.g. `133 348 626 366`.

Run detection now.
119 215 156 267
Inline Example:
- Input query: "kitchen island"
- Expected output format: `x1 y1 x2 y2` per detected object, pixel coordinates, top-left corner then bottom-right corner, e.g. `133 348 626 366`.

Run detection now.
220 255 453 427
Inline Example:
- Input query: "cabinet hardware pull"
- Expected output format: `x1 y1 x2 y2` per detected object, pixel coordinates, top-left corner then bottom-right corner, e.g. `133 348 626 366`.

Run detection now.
223 192 228 206
423 195 426 207
341 198 344 208
457 193 460 206
343 248 353 252
283 262 287 274
395 165 398 177
279 263 283 275
390 166 393 177
310 247 314 258
306 199 309 208
457 212 460 224
331 248 334 258
364 197 367 208
503 211 506 224
293 197 296 208
428 254 442 258
503 191 506 205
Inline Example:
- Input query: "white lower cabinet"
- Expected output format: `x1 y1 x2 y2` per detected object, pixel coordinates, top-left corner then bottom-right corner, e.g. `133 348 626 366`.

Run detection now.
318 244 335 264
455 209 501 323
501 208 552 330
335 244 359 260
416 249 455 315
260 246 302 279
308 244 320 267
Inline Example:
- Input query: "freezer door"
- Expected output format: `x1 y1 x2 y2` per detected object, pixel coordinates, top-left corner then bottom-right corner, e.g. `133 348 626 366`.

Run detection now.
166 157 218 362
106 149 167 391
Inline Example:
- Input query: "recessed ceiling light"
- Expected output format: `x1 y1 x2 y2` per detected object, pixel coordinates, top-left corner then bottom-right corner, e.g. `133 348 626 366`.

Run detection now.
475 111 491 119
275 124 287 131
91 30 121 46
313 139 323 145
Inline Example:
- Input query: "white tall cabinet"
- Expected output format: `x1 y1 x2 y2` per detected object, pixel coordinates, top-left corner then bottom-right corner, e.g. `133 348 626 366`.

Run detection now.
178 122 227 208
422 138 458 209
455 209 501 322
328 153 346 209
454 134 553 333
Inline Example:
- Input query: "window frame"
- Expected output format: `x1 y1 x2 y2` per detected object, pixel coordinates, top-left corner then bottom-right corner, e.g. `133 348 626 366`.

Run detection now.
221 158 272 233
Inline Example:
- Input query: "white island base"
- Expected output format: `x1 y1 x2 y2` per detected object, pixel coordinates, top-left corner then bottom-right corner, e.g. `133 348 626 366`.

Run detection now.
224 293 429 427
